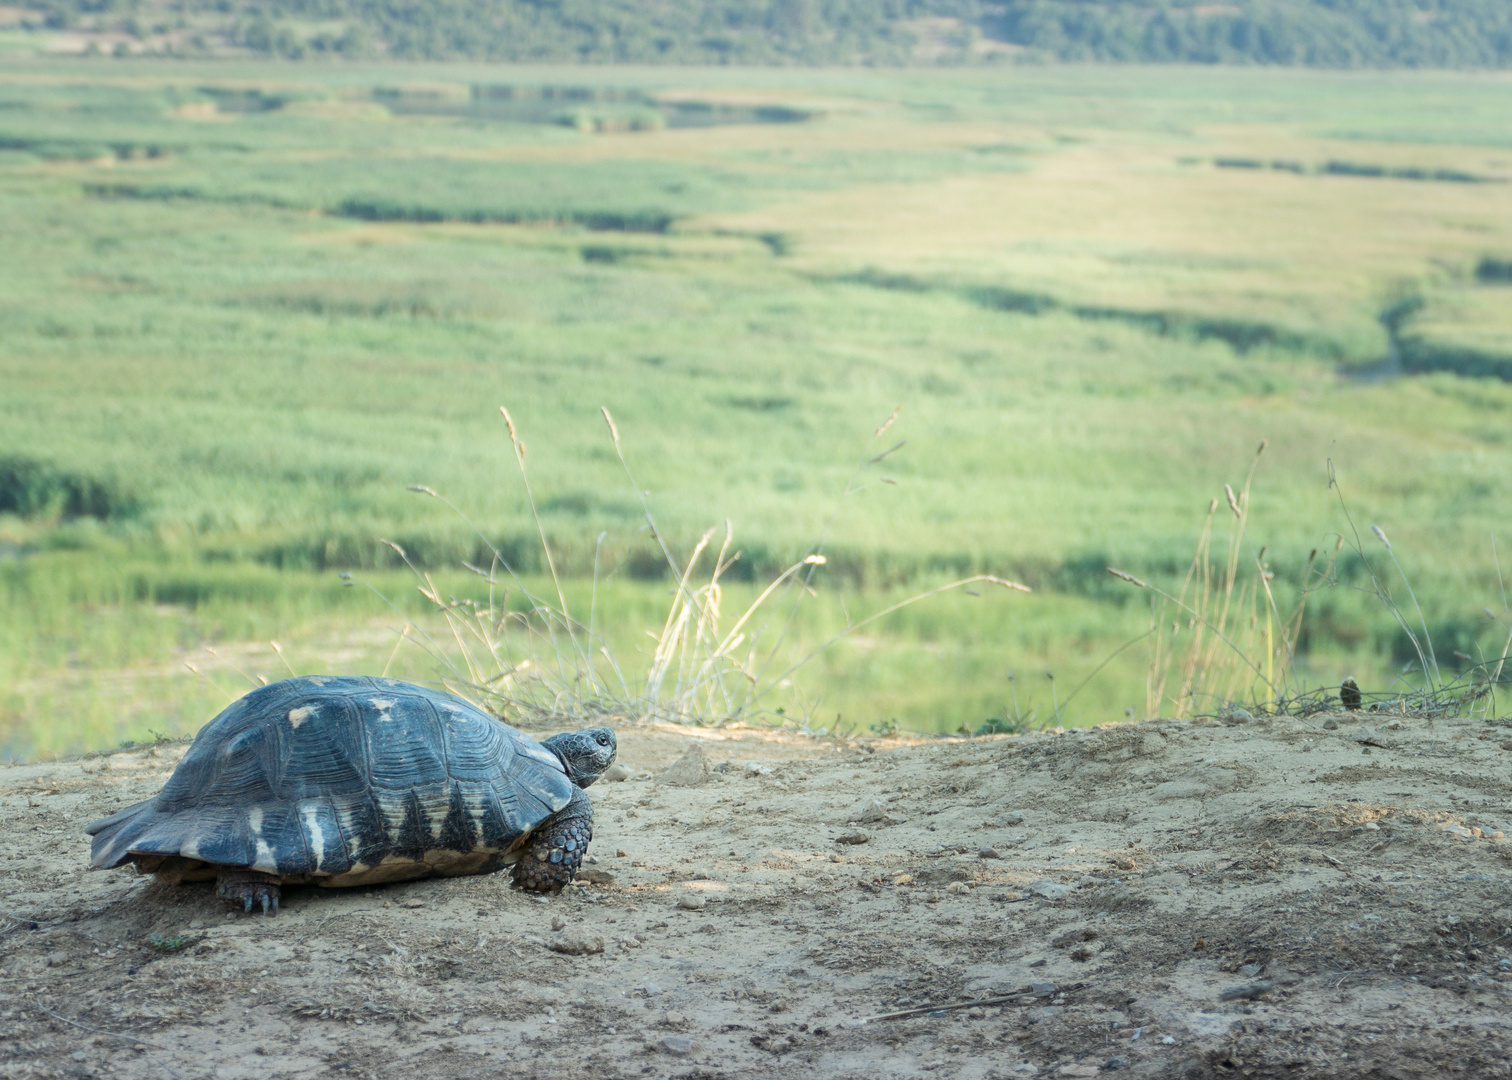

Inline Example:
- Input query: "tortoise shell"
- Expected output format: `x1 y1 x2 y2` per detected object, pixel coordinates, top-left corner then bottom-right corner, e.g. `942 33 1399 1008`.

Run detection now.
87 676 575 887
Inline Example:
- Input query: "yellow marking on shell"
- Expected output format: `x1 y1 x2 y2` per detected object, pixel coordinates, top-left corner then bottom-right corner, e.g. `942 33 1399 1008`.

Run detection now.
287 705 318 729
425 803 451 841
247 806 264 834
369 697 395 712
253 837 279 873
423 849 470 867
374 794 408 828
180 837 202 860
336 807 369 860
302 806 326 872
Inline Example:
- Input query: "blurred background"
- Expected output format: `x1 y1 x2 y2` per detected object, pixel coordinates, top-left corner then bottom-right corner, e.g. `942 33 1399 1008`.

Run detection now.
2 2 1511 757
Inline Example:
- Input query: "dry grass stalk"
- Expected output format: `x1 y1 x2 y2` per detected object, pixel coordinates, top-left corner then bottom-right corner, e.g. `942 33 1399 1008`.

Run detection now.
351 407 1028 730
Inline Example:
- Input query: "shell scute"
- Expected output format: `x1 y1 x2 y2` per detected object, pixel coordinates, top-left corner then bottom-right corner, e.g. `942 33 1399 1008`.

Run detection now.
276 696 368 799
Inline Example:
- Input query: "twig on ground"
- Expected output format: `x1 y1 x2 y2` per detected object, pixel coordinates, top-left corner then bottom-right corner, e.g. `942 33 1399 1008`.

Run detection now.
862 983 1081 1023
1218 981 1275 1002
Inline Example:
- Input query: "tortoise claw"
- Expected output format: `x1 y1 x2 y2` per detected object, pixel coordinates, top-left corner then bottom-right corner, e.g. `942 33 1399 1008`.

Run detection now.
218 871 282 916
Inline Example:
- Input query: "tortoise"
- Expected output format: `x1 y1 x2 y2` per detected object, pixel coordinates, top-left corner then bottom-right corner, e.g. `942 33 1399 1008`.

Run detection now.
86 676 616 913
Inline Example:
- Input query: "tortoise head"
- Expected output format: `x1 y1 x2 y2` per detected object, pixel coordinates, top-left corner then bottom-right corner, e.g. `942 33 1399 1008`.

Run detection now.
541 727 617 788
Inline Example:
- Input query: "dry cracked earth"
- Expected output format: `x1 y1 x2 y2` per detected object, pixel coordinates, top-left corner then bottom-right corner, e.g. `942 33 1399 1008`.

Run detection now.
4 709 1512 1079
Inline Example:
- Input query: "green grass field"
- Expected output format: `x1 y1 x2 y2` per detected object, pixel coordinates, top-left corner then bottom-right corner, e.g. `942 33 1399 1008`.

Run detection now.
3 59 1512 758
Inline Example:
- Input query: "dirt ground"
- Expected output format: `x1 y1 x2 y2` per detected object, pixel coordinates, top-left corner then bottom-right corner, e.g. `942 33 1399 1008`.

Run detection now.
3 707 1512 1080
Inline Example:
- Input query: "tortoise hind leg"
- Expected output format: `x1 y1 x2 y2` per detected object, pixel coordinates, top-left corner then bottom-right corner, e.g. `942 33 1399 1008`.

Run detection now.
217 870 281 914
513 787 593 894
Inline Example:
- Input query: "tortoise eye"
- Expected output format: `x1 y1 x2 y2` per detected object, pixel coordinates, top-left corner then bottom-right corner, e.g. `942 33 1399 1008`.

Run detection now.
595 734 609 746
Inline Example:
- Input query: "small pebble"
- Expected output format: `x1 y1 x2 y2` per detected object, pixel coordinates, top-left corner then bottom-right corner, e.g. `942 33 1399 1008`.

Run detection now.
551 916 566 931
677 893 707 910
616 849 628 857
665 1011 686 1025
1029 879 1073 899
400 898 424 909
966 1006 986 1019
658 1035 694 1056
947 882 970 895
835 831 871 845
978 847 1002 860
1001 811 1025 825
548 932 605 956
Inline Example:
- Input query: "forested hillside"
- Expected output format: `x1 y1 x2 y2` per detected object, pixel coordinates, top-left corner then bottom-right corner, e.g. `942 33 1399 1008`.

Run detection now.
13 0 1512 66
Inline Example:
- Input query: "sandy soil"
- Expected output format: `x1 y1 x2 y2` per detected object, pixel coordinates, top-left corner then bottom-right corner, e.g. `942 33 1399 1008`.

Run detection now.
3 709 1512 1079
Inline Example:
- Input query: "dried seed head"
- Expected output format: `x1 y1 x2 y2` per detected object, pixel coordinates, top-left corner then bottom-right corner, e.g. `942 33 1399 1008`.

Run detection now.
407 485 438 497
1308 548 1317 564
984 576 1031 593
803 554 827 565
1224 484 1242 518
1370 524 1391 549
1340 676 1362 710
1256 439 1268 456
498 406 518 443
600 406 620 444
1107 568 1148 588
1207 497 1218 515
874 405 903 438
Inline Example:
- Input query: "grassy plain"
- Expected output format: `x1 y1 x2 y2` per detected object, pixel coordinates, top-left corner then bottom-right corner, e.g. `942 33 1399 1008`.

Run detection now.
3 60 1512 757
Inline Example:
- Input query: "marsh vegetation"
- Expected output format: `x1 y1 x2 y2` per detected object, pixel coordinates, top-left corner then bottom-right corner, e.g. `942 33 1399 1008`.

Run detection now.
2 60 1511 757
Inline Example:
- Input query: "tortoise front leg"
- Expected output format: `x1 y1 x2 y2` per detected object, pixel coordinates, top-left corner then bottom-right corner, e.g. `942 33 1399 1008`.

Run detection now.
217 869 281 914
512 787 593 894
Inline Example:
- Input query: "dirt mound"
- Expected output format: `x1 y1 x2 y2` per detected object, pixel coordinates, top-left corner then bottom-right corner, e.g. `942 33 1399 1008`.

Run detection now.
3 711 1512 1079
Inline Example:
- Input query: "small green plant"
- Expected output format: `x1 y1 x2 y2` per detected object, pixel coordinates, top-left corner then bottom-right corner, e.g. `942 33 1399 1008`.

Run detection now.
145 933 204 953
973 715 1028 736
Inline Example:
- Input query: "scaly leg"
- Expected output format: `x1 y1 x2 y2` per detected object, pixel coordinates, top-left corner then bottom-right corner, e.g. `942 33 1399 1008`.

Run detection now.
512 787 593 894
